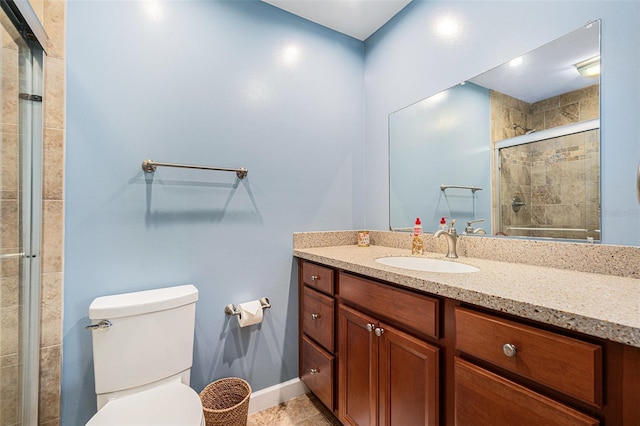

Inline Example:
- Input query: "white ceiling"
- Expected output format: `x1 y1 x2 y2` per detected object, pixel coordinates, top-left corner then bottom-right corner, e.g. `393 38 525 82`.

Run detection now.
259 2 599 103
261 0 412 41
470 22 600 104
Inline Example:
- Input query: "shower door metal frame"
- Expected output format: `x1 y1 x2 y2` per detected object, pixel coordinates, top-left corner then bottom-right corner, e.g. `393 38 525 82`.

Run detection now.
1 1 47 424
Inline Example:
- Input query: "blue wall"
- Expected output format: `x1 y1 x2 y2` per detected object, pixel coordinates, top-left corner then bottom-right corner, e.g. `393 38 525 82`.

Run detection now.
63 1 363 424
364 1 640 245
389 82 491 233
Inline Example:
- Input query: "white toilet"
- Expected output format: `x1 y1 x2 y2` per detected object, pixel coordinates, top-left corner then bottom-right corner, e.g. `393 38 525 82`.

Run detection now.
86 284 205 426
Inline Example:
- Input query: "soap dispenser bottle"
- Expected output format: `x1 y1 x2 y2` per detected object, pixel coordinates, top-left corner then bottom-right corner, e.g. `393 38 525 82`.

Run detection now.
439 217 448 232
412 217 424 255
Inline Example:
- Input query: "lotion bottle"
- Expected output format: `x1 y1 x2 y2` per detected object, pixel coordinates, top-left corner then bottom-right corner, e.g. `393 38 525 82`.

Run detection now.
412 217 424 255
439 217 448 232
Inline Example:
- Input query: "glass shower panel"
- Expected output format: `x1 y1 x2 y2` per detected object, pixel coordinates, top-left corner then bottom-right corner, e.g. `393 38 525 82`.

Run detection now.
498 128 601 241
0 5 43 425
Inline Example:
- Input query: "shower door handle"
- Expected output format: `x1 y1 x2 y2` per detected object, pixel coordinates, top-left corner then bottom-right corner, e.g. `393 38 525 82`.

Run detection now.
0 252 26 260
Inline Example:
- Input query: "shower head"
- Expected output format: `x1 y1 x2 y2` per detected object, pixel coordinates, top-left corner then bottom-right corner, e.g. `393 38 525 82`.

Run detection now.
512 123 536 135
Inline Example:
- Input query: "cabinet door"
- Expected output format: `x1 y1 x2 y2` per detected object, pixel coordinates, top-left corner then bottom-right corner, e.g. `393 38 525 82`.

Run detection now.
339 304 378 426
379 322 439 426
455 357 600 426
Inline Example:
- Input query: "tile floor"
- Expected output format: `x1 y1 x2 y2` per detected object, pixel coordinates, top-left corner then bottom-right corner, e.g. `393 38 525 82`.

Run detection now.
247 393 342 426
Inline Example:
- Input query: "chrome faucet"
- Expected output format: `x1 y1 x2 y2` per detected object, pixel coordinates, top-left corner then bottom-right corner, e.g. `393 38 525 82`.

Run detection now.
434 219 458 258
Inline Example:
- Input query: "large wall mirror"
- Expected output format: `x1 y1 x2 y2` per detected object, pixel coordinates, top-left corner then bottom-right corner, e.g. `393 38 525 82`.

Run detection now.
389 20 601 241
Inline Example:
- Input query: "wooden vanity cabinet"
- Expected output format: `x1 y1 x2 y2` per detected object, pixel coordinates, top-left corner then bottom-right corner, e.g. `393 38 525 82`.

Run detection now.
296 257 640 425
338 273 440 426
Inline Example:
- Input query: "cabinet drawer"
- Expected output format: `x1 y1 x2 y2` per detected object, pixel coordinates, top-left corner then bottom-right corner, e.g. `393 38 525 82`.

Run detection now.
302 261 334 295
302 286 335 352
454 357 599 426
455 307 602 406
301 336 334 411
339 272 439 339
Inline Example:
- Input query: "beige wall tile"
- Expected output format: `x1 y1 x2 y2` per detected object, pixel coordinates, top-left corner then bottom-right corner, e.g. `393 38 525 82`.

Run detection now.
0 361 20 425
544 102 580 128
1 200 18 248
43 128 64 200
1 275 19 307
40 272 62 348
1 128 18 200
38 345 61 424
41 200 63 273
39 0 65 421
43 1 66 59
44 56 65 130
1 47 19 127
1 255 19 278
1 23 19 50
580 96 600 121
0 304 18 356
1 353 18 368
43 0 65 60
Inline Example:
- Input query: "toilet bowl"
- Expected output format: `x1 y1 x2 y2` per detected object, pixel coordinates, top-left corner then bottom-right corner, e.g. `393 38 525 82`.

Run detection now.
85 285 203 426
86 379 204 426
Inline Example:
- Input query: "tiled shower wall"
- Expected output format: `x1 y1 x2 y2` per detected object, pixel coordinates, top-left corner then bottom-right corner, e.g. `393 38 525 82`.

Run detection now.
33 1 65 425
491 84 600 143
491 85 600 240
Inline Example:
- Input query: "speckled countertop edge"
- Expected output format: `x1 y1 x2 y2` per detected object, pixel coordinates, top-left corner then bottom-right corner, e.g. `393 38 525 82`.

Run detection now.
293 241 640 348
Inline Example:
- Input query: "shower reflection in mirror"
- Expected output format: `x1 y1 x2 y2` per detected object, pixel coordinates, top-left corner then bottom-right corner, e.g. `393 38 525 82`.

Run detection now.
496 119 600 241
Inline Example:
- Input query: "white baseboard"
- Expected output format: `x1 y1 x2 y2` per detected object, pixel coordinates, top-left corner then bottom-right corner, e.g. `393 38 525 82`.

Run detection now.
248 378 309 414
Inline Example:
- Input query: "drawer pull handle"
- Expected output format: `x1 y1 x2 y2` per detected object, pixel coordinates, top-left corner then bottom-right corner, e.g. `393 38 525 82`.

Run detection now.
366 323 376 332
502 343 517 357
311 313 320 320
310 275 320 281
310 368 320 375
375 327 385 337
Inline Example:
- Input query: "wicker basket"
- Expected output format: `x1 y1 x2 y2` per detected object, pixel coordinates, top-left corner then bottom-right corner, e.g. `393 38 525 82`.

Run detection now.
199 377 252 426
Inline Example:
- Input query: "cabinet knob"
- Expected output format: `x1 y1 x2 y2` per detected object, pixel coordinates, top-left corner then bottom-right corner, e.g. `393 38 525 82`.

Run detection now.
375 327 385 337
310 275 320 281
366 323 376 332
502 343 517 357
310 368 319 375
311 313 319 320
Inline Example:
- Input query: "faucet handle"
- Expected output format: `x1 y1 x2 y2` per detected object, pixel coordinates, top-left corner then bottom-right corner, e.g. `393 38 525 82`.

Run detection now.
449 219 456 231
465 218 485 234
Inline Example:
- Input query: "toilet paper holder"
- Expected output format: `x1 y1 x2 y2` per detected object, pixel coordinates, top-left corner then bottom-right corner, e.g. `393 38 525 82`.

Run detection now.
224 297 271 316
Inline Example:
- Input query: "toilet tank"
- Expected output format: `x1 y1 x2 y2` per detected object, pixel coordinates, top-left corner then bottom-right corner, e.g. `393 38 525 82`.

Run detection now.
89 285 198 395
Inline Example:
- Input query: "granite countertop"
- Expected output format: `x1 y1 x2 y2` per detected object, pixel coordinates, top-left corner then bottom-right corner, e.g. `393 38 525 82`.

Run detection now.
294 244 640 348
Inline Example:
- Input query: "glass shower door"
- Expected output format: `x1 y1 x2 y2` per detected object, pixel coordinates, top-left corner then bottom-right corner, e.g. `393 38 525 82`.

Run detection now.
0 5 43 426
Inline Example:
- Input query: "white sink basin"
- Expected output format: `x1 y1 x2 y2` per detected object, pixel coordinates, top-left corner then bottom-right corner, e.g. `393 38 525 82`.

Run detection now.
375 256 479 273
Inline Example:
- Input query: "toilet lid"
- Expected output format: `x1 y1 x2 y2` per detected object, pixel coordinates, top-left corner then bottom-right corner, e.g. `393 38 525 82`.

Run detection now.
87 382 204 426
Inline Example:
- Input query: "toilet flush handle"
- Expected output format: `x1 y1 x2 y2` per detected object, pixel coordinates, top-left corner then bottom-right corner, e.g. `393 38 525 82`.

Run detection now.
85 320 112 331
